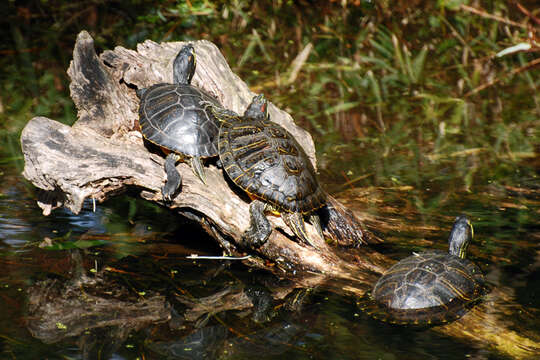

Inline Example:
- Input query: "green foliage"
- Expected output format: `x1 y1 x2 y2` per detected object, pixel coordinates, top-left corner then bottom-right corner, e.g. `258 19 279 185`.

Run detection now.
1 0 538 212
438 0 468 11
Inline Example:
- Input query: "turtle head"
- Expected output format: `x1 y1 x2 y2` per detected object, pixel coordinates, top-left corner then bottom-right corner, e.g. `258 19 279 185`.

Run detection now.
448 215 473 259
244 94 268 121
173 44 196 84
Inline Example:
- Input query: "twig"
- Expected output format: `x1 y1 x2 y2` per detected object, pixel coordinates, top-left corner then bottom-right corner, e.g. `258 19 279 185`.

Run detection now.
341 173 373 189
0 46 46 55
465 57 540 97
517 3 540 26
186 254 252 260
440 16 475 56
459 4 527 29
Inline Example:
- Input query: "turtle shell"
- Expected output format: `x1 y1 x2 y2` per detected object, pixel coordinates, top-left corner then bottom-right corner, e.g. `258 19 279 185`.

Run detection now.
218 117 325 213
369 250 485 325
139 83 220 158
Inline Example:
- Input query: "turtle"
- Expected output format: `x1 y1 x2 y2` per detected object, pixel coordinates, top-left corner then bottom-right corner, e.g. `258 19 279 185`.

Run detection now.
205 94 326 248
362 215 485 325
137 44 220 201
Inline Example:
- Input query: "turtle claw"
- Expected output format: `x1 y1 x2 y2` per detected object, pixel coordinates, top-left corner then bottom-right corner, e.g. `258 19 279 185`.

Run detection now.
162 184 175 202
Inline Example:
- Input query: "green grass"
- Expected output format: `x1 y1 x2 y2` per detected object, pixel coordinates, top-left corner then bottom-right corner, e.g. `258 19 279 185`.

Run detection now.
1 0 538 201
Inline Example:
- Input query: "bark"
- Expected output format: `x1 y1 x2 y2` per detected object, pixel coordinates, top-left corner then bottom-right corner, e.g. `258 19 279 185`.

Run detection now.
20 31 539 359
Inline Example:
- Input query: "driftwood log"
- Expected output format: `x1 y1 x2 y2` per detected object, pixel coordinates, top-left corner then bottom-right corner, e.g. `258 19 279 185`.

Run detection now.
21 31 539 358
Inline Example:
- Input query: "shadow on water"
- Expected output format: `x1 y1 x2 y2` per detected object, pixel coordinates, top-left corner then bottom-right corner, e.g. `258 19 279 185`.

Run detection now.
0 137 539 360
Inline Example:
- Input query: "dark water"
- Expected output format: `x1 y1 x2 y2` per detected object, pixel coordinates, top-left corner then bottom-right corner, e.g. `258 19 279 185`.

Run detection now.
0 141 539 360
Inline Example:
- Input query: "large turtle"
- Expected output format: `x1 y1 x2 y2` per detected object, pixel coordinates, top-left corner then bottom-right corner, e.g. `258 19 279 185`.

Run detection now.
206 94 326 248
364 215 485 325
137 44 220 201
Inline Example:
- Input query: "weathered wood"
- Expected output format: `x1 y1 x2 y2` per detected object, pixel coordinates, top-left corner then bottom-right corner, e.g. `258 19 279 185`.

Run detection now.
20 31 539 358
22 30 377 276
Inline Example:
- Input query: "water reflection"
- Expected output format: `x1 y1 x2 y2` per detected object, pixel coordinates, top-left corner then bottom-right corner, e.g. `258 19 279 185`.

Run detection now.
0 150 539 359
0 185 104 251
26 252 171 357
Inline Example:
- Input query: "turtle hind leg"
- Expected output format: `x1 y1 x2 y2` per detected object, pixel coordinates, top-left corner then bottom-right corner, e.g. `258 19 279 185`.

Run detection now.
162 153 182 202
190 156 206 184
282 212 316 247
310 214 324 240
242 200 272 248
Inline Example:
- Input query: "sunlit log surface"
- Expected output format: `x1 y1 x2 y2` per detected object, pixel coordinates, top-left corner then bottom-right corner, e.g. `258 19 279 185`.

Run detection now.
20 31 539 358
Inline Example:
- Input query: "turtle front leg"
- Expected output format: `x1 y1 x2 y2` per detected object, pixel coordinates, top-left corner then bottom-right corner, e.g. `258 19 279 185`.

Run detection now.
242 200 272 248
162 153 182 202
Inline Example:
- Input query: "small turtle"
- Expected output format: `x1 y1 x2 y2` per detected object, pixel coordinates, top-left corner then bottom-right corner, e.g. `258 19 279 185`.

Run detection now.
206 94 326 248
137 44 220 201
363 215 485 325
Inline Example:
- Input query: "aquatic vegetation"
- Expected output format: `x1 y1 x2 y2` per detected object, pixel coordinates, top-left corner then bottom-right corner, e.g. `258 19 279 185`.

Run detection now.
2 1 537 201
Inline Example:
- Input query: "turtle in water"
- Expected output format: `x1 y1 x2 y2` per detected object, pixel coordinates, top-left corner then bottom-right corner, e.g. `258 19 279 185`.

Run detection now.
362 215 485 325
137 44 220 201
205 94 326 248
